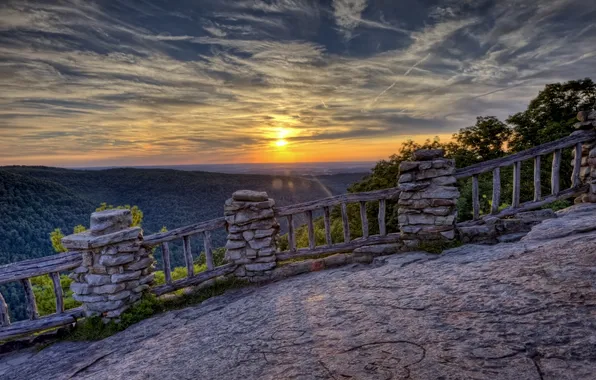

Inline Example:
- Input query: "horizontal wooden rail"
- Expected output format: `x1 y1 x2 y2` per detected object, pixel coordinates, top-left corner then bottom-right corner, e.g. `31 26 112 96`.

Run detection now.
274 187 400 216
454 130 596 179
142 217 226 246
0 251 82 285
277 233 401 261
460 185 588 226
0 307 83 341
150 263 237 296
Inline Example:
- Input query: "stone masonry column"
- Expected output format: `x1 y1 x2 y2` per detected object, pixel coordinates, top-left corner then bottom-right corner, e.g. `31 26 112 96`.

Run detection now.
224 190 279 281
62 209 155 321
574 110 596 203
397 149 460 248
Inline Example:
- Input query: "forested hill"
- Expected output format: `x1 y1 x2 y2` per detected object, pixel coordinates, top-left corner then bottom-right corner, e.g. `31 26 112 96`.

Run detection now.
0 166 346 263
0 170 96 265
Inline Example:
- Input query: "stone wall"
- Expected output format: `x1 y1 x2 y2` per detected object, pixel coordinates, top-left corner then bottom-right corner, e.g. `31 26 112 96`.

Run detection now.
574 110 596 203
62 209 155 321
397 149 459 248
224 190 279 281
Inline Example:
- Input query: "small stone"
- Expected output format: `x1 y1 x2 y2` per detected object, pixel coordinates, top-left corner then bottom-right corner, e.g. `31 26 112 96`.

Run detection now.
398 173 413 183
108 291 131 301
248 237 273 250
70 282 92 295
245 248 257 258
440 230 456 239
72 293 107 303
245 262 276 271
85 274 112 286
104 305 131 318
90 209 132 236
412 149 444 161
226 239 246 250
399 161 419 173
85 299 126 312
92 283 126 294
98 253 135 266
232 190 269 202
133 284 150 293
254 228 276 238
422 206 452 216
258 248 275 257
111 270 142 283
125 257 154 271
140 273 155 285
225 248 244 261
242 230 255 240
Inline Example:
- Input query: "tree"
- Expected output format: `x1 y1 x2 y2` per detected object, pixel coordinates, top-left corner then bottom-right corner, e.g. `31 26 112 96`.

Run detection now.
508 78 596 151
446 116 512 167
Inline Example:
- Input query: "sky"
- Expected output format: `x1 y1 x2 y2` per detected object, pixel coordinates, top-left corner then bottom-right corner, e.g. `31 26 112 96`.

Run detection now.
1 0 595 167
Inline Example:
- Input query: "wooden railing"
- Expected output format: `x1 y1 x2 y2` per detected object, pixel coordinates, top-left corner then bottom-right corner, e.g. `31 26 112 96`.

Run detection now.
274 187 401 261
454 130 596 221
141 217 236 296
0 251 84 340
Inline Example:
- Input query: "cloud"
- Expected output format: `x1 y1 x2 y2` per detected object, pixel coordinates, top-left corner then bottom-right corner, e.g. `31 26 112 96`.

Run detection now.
0 0 595 166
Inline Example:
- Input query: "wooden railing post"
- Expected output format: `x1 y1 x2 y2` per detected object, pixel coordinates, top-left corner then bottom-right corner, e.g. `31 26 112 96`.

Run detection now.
224 190 279 281
62 209 155 322
573 110 596 203
397 149 459 248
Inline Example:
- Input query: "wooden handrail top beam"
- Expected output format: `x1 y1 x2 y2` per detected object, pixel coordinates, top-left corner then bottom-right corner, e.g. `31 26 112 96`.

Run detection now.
0 307 83 341
454 130 596 179
274 187 401 216
142 217 226 246
0 251 82 285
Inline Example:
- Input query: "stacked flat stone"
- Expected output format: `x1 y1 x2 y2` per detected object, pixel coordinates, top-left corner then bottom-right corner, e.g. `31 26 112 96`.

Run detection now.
397 149 459 247
62 209 155 322
574 110 596 203
224 190 279 281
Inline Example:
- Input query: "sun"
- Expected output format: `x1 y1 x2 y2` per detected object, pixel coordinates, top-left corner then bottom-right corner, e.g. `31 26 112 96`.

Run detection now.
275 139 288 147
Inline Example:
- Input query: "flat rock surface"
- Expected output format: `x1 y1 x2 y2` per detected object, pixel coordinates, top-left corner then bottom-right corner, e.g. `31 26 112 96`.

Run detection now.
2 204 596 380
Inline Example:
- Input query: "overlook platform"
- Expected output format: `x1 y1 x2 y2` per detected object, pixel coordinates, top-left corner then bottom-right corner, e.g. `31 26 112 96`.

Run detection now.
2 203 596 380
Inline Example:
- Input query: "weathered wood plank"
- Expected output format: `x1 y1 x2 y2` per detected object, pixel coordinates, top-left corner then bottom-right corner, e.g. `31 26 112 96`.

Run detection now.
306 210 316 250
287 214 296 252
464 185 588 222
142 218 226 246
274 187 401 216
472 175 480 220
572 142 582 188
277 233 401 261
50 272 64 314
203 231 214 271
552 149 561 195
359 201 369 239
341 203 350 243
534 156 541 202
512 161 521 208
183 236 194 278
0 291 9 327
162 242 172 285
150 263 237 296
0 307 83 341
0 251 82 286
21 278 38 320
454 130 596 179
323 207 332 247
378 199 387 236
491 167 501 215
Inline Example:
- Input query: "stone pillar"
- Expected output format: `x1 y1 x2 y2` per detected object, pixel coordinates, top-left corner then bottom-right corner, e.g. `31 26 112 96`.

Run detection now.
62 209 155 321
574 110 596 203
397 149 460 248
224 190 279 281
